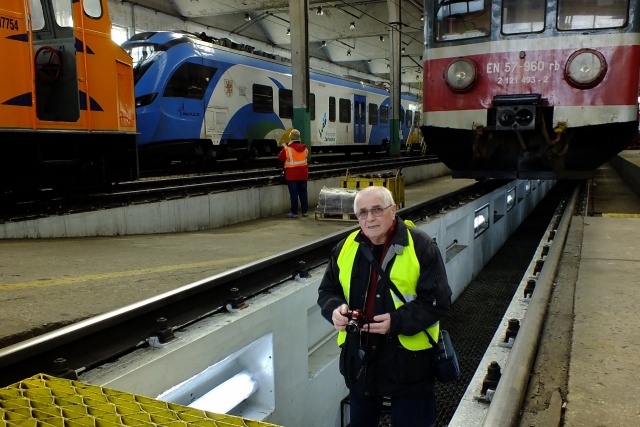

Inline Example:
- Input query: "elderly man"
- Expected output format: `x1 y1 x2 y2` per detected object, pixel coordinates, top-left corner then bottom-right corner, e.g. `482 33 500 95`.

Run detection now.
317 185 452 427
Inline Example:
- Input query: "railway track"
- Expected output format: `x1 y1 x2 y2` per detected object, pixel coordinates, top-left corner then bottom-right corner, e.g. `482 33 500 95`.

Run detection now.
137 152 424 178
435 180 578 425
0 156 437 224
0 179 497 388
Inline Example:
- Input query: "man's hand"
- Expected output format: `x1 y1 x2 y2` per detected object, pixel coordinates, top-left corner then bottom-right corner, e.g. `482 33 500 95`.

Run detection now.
332 304 349 331
363 313 391 335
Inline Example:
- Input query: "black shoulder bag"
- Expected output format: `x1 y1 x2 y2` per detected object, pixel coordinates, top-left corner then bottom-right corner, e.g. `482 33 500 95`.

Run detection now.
362 246 460 384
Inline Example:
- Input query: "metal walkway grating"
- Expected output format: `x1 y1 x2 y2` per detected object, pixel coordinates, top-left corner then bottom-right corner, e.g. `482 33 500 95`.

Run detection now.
0 374 279 427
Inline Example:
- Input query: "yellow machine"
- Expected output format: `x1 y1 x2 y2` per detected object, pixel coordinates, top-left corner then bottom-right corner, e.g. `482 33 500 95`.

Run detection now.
0 0 138 190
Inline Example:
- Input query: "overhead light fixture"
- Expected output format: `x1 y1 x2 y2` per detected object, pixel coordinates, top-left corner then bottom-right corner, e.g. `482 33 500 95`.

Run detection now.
245 13 251 21
286 28 290 35
401 47 406 54
350 22 355 30
347 49 351 56
316 6 323 15
379 35 384 42
321 41 326 47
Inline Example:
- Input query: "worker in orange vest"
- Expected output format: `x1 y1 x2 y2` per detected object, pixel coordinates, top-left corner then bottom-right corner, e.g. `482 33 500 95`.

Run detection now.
278 129 309 218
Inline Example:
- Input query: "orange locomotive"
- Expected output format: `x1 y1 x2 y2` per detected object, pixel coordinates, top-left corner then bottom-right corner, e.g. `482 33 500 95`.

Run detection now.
0 0 137 190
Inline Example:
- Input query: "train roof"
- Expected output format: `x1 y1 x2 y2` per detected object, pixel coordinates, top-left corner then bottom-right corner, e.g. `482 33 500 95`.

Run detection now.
123 30 419 101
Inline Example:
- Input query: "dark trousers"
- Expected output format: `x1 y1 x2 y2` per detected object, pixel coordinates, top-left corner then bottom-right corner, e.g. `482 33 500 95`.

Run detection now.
348 390 436 427
287 180 308 214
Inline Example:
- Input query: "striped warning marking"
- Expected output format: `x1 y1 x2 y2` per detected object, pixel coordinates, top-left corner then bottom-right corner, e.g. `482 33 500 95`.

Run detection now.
601 213 640 218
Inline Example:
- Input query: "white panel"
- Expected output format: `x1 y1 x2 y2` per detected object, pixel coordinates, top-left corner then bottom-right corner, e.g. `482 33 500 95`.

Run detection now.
425 109 487 128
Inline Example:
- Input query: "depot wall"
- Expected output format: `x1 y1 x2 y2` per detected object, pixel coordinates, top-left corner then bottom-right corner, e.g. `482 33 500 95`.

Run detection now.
0 163 449 239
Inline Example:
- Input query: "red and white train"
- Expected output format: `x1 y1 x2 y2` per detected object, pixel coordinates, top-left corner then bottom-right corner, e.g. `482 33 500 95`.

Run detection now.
421 0 640 179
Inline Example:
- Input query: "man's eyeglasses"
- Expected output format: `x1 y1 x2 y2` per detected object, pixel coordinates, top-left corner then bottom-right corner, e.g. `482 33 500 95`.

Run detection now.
355 204 392 220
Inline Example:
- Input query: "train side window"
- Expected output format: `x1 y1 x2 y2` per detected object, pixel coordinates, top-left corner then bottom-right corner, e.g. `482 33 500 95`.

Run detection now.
339 98 351 123
53 0 73 28
29 0 46 31
406 110 412 127
369 103 378 125
502 0 545 34
329 96 336 122
399 108 404 124
435 0 490 41
380 106 389 123
83 0 102 19
279 89 293 119
557 0 628 30
164 62 217 99
310 93 316 121
253 84 273 113
414 111 421 126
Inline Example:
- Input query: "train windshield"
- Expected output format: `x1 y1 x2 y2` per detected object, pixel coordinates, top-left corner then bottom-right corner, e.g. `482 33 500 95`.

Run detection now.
502 0 545 34
557 0 629 30
124 44 158 83
435 0 490 41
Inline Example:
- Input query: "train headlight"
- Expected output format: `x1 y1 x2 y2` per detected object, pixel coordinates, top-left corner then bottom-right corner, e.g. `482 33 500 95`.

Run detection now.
444 58 477 92
565 49 607 88
135 93 158 108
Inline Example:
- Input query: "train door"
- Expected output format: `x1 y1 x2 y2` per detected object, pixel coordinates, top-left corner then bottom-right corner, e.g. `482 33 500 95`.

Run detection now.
354 94 366 143
205 107 228 146
31 0 80 122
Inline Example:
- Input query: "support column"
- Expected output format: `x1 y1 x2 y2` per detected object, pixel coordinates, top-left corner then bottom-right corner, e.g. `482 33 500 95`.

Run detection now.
289 0 311 149
387 0 402 156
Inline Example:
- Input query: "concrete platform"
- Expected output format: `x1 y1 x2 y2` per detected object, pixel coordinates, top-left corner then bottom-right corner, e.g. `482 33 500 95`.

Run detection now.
566 216 640 426
516 151 640 427
565 152 640 426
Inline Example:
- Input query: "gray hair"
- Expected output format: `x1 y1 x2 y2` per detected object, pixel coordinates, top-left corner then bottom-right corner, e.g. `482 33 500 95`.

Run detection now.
353 186 395 212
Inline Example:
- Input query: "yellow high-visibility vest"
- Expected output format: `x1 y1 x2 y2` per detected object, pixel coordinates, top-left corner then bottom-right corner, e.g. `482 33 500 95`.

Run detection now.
335 228 439 350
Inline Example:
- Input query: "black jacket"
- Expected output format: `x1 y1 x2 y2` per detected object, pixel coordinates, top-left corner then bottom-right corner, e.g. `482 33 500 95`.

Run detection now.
317 217 452 396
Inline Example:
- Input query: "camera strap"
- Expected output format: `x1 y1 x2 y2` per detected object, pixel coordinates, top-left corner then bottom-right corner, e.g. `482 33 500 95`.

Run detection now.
361 244 406 303
361 245 438 349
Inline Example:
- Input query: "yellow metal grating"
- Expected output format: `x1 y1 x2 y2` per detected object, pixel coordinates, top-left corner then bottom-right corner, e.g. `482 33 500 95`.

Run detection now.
0 374 280 427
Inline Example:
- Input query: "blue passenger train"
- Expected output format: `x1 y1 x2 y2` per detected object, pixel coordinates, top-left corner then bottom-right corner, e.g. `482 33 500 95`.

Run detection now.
122 31 421 166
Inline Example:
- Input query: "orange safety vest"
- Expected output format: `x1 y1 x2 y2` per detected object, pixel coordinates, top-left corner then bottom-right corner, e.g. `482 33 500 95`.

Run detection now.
284 145 308 169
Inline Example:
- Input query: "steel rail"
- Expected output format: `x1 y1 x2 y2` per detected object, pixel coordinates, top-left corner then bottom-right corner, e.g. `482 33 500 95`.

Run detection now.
481 184 579 427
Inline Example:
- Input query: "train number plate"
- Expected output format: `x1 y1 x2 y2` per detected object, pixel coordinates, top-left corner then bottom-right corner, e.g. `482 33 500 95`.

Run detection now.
0 16 19 31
